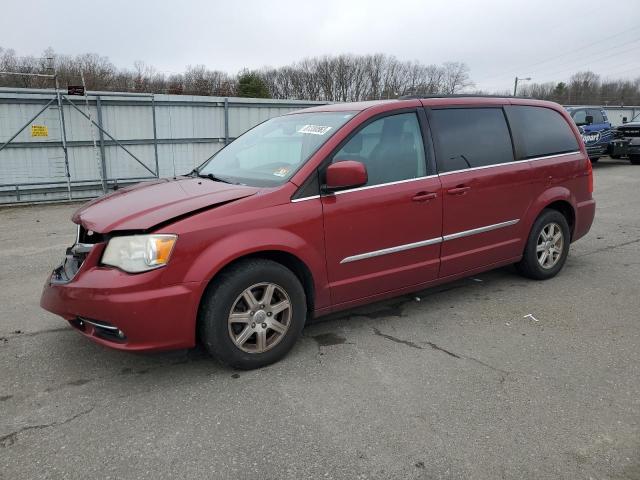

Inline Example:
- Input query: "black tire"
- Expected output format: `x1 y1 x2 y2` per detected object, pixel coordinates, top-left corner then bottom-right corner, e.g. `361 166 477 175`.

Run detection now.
589 157 599 163
198 259 307 369
609 154 621 159
630 155 640 165
515 209 571 280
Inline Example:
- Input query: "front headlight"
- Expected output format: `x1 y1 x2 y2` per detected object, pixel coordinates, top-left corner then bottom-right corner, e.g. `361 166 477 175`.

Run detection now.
102 234 177 273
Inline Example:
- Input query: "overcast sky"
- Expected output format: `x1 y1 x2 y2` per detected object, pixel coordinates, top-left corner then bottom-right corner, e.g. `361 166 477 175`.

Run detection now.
1 0 639 92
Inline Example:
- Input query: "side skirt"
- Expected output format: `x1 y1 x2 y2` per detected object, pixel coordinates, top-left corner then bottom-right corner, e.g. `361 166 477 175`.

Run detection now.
310 255 522 321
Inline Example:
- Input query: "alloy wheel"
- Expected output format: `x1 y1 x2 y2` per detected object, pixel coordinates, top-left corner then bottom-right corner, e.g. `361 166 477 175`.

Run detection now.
227 282 292 353
536 222 564 269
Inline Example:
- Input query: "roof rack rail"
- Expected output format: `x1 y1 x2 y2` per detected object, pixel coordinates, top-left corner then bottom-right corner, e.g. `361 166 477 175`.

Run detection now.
398 94 532 100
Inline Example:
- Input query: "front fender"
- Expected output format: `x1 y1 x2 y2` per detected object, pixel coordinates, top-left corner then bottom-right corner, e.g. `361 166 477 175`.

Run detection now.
184 227 330 310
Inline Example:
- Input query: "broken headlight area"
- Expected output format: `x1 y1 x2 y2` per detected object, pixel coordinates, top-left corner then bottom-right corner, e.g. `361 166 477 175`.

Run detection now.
50 225 102 284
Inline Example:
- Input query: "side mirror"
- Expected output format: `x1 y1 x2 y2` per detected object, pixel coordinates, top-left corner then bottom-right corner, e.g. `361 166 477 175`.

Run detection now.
324 160 367 191
623 117 628 124
585 115 594 125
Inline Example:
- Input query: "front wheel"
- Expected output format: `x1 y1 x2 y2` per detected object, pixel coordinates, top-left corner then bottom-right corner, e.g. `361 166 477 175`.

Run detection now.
609 154 621 159
589 157 600 163
630 155 640 165
516 209 570 280
199 259 307 369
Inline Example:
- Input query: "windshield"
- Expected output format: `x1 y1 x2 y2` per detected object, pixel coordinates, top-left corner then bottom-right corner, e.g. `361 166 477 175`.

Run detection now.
198 111 357 187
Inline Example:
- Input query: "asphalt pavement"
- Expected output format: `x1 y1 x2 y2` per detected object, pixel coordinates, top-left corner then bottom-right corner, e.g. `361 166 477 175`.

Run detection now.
1 157 639 479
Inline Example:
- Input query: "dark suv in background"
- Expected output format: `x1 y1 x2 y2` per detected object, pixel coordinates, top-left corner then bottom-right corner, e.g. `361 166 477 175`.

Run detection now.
565 107 613 162
610 113 640 164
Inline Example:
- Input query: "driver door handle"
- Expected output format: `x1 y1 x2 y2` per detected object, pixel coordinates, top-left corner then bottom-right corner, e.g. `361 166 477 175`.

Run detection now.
412 191 438 202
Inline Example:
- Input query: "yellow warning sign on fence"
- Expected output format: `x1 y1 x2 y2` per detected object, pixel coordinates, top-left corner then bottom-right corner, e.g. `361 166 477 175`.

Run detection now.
31 125 48 137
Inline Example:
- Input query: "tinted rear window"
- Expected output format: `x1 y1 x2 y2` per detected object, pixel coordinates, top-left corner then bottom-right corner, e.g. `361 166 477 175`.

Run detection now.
430 108 514 173
506 106 579 159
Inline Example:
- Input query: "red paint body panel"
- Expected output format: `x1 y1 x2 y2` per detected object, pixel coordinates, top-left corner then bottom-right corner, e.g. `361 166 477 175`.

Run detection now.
438 161 533 277
321 176 442 304
40 97 595 352
72 177 259 233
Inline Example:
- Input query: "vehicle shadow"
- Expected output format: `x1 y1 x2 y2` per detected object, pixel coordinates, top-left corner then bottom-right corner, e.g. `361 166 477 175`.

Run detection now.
591 157 632 169
42 265 524 384
305 265 523 329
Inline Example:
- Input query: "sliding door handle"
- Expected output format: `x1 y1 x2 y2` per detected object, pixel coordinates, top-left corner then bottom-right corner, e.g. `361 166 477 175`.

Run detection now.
447 186 471 195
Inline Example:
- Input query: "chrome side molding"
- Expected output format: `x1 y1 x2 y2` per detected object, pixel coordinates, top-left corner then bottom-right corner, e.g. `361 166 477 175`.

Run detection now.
442 219 519 241
340 219 520 264
340 237 443 264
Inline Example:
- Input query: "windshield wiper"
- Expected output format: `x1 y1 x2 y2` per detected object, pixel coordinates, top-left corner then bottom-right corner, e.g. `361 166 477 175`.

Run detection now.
197 172 232 184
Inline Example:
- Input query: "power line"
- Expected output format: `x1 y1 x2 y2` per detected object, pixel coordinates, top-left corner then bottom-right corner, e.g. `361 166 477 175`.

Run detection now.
521 38 640 78
475 26 639 82
601 64 640 77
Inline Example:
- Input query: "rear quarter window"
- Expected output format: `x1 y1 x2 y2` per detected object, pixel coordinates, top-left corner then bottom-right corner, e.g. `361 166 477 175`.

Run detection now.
429 108 514 173
506 106 579 159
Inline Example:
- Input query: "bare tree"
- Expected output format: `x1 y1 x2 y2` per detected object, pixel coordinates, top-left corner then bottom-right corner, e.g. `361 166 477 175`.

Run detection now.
441 62 473 94
3 46 639 104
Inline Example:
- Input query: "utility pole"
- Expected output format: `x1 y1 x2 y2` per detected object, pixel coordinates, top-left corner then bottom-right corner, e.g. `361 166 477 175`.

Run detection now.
53 63 72 200
513 76 531 96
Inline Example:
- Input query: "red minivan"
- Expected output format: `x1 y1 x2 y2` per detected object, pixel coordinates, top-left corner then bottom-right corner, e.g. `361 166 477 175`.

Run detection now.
41 96 595 369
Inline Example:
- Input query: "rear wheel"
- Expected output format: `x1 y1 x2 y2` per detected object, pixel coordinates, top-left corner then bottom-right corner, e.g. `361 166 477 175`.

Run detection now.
589 157 600 163
199 259 307 369
609 154 621 159
516 209 570 280
630 155 640 165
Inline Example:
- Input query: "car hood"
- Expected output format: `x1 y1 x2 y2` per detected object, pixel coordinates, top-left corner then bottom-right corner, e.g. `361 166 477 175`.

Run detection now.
72 177 260 233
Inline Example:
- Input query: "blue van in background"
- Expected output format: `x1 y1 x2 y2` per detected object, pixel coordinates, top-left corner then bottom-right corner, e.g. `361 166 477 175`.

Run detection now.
565 107 613 162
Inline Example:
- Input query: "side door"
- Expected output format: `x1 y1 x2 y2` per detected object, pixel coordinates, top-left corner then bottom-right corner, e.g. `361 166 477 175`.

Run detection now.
321 110 443 306
427 106 532 278
589 108 613 147
588 108 608 130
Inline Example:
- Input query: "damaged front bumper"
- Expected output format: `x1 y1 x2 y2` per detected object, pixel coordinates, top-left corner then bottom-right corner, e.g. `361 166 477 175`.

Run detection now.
40 227 201 352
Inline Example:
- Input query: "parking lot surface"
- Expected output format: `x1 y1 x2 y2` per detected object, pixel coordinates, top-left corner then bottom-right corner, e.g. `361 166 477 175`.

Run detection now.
1 158 639 479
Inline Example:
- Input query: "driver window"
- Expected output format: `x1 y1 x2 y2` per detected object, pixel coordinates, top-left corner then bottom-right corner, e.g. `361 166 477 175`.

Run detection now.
332 112 426 187
572 109 587 125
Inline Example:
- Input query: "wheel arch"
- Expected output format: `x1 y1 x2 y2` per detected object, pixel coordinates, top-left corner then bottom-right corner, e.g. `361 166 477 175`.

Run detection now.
209 250 316 315
543 200 576 239
524 187 577 241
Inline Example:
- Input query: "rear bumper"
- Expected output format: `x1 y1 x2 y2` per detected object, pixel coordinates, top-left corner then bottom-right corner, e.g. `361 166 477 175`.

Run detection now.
40 260 201 352
573 198 596 242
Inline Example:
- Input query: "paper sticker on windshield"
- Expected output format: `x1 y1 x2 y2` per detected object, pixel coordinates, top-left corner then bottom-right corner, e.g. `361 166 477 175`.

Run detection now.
273 167 290 177
298 124 332 135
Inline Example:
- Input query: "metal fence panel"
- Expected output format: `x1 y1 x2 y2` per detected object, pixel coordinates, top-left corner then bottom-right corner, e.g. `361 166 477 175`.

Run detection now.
0 88 325 204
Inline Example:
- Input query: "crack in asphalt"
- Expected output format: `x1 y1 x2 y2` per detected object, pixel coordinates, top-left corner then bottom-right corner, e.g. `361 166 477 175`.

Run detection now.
0 406 95 448
372 327 510 376
575 237 640 257
2 327 71 340
372 327 424 350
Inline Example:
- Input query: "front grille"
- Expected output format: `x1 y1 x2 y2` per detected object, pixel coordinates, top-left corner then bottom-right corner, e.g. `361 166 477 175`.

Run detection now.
618 127 640 138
